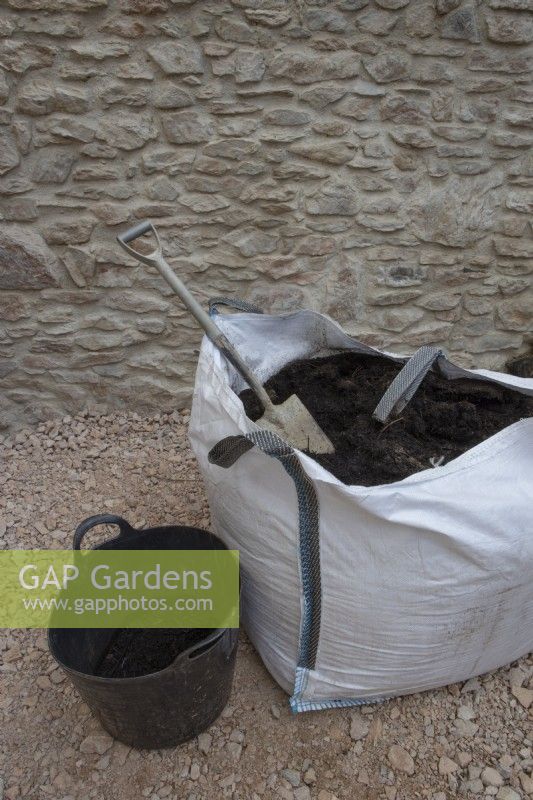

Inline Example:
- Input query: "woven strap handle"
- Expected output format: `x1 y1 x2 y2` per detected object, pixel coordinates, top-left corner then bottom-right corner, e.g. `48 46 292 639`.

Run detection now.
373 346 444 424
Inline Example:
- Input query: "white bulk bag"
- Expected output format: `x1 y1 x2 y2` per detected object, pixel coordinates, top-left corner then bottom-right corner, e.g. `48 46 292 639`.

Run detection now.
189 306 533 712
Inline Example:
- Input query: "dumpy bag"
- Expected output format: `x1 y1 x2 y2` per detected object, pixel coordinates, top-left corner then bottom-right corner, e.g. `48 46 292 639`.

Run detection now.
189 300 533 712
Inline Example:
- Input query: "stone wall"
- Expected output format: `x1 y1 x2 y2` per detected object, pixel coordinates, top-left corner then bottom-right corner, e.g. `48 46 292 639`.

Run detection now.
0 0 532 432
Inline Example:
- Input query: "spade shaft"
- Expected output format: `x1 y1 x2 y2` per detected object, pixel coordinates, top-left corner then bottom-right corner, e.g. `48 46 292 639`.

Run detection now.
117 221 334 454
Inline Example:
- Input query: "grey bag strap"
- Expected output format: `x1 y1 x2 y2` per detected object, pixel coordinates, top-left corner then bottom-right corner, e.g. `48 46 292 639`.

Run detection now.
373 345 444 423
208 430 322 671
208 296 264 316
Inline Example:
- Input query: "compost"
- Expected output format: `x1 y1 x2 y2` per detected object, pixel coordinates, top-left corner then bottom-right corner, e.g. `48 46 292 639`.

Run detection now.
240 352 533 486
95 628 207 678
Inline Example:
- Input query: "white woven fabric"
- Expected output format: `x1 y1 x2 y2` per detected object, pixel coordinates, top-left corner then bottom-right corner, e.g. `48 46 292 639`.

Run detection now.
189 309 533 708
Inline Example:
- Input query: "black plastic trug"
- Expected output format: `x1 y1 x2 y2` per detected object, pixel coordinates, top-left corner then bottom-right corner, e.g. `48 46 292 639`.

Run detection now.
48 515 239 750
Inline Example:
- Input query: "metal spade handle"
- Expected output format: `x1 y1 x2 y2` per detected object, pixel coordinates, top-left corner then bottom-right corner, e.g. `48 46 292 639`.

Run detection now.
117 221 273 411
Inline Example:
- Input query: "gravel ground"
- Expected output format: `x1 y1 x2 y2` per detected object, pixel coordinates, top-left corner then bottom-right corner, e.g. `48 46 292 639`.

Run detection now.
0 410 531 800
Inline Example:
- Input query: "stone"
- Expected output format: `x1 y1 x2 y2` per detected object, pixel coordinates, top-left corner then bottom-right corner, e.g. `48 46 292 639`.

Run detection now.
100 15 147 38
436 143 483 157
281 769 300 787
439 756 459 775
468 51 531 73
433 125 485 141
431 90 453 121
519 773 533 794
313 121 350 136
306 185 359 216
142 148 195 175
54 85 88 113
43 217 96 245
481 767 504 787
488 0 533 6
441 5 480 42
33 149 75 183
0 128 19 175
34 115 96 146
0 226 62 289
454 718 479 737
388 745 415 775
100 81 150 107
153 83 192 109
459 97 499 123
115 59 153 80
202 139 257 160
147 41 203 75
68 39 129 59
197 732 212 754
61 246 95 285
203 41 235 58
81 142 116 159
224 228 278 257
289 142 353 165
295 237 336 256
178 193 230 212
0 41 55 74
80 733 114 754
486 12 533 43
465 77 510 93
235 51 265 84
496 789 521 800
304 8 347 32
413 60 454 83
16 80 55 115
334 96 375 120
494 237 533 258
300 86 347 109
121 0 167 13
8 0 106 8
505 108 533 128
490 132 532 148
506 192 533 214
104 291 169 313
405 2 436 37
243 9 291 27
364 51 410 82
436 0 461 11
349 714 369 741
217 117 259 137
162 111 212 144
390 128 435 148
269 51 359 84
358 214 405 231
211 55 236 79
226 741 242 760
0 71 8 104
376 0 409 7
264 109 310 126
381 95 427 124
215 17 257 44
409 42 464 57
303 768 317 785
99 112 157 150
2 197 38 222
146 176 178 201
19 13 82 35
510 685 533 708
411 180 497 247
357 9 398 35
